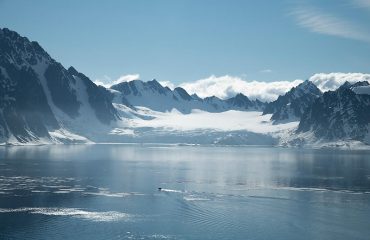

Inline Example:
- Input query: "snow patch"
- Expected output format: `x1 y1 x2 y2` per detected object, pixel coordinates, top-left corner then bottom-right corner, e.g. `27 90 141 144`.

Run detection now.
352 85 370 95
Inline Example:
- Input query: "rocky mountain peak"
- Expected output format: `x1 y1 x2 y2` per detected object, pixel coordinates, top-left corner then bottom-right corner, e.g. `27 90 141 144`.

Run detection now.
263 80 322 122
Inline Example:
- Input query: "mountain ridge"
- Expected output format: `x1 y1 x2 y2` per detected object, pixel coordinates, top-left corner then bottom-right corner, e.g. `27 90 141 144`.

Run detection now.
1 27 370 148
0 27 118 144
263 80 322 123
110 79 266 113
297 81 370 142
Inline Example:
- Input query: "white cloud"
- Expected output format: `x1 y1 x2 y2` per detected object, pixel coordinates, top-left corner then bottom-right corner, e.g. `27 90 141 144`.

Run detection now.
114 74 140 83
94 74 140 88
260 69 272 73
309 72 370 91
94 72 370 103
167 73 370 102
291 6 370 43
178 75 303 102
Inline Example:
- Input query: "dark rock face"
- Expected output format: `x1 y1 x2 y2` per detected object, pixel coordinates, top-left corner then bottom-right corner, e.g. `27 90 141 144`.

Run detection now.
226 93 265 111
203 96 226 111
0 66 58 142
112 81 134 96
111 80 142 96
68 67 119 124
44 63 80 118
174 87 192 101
263 80 322 122
0 65 59 142
111 79 171 97
146 79 168 95
0 28 59 142
298 83 370 141
0 28 49 67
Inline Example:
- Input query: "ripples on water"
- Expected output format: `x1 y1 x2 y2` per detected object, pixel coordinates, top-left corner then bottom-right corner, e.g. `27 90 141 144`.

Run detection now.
0 145 370 240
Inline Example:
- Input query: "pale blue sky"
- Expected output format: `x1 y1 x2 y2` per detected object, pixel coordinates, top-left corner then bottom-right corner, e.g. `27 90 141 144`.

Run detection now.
1 0 370 84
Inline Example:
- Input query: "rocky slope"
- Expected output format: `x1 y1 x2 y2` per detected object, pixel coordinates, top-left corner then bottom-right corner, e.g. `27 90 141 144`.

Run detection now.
263 80 322 123
296 81 370 143
0 28 118 144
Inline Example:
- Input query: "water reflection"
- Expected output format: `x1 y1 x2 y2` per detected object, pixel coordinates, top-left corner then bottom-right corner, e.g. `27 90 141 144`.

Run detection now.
0 145 369 240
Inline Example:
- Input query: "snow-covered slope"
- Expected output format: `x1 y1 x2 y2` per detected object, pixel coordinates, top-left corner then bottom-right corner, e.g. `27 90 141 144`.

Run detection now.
351 81 370 95
105 105 298 145
123 108 296 133
352 86 370 95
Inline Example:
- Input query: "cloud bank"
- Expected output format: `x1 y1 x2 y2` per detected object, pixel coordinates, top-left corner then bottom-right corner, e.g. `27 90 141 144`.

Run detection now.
179 75 303 102
309 72 370 92
95 72 370 103
174 73 370 101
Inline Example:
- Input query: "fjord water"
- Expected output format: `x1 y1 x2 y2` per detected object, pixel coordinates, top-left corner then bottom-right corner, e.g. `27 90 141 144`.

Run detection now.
0 145 369 240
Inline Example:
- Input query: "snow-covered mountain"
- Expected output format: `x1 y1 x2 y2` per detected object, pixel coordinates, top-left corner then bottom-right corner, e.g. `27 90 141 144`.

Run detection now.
1 27 370 148
263 80 322 123
0 28 118 144
110 79 266 113
296 81 370 144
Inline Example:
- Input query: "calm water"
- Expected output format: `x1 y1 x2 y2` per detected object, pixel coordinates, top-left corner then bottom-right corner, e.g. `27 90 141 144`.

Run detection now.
0 145 369 240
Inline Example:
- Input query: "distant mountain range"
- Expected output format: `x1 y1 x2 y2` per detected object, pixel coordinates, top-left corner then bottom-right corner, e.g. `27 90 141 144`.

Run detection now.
0 28 369 147
110 79 265 113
